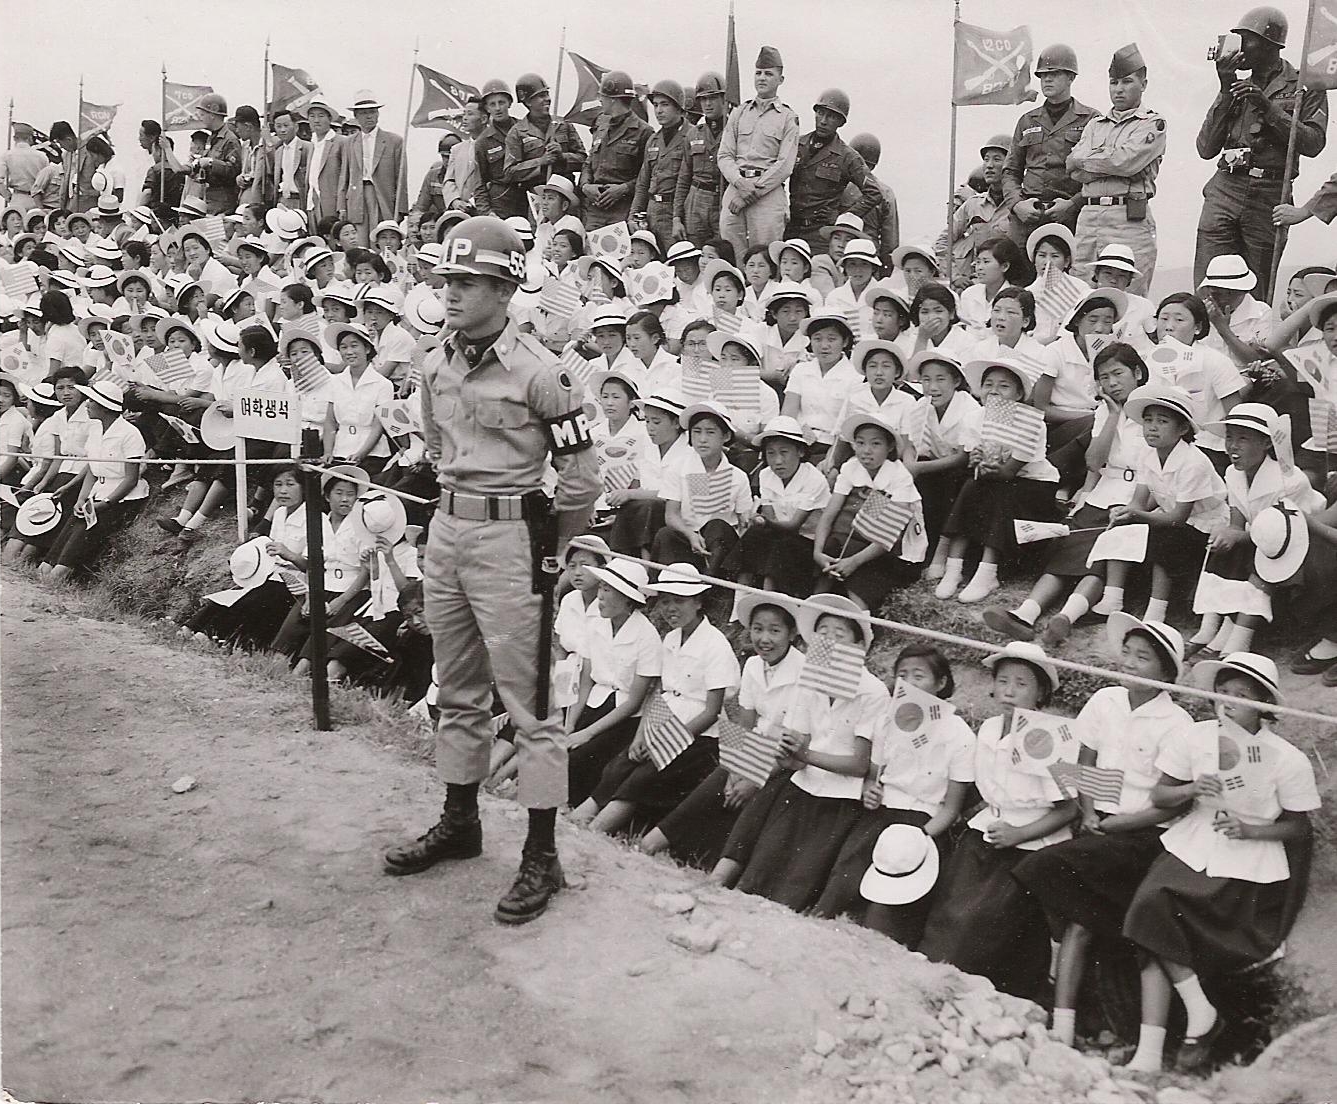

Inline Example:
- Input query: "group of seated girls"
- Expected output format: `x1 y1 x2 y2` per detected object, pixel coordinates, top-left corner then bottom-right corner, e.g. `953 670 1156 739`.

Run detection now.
511 541 1318 1076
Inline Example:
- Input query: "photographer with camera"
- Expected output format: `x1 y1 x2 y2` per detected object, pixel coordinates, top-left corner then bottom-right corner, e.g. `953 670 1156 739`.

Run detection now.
1195 7 1329 303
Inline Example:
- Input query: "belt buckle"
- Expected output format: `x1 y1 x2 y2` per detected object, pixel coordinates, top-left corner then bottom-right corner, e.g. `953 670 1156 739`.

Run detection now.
1099 196 1116 206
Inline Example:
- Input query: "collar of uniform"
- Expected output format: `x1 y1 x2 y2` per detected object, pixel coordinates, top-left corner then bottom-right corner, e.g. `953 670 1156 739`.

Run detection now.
1234 454 1286 501
1122 687 1182 718
1256 58 1295 96
747 97 780 113
1103 105 1154 123
451 319 520 372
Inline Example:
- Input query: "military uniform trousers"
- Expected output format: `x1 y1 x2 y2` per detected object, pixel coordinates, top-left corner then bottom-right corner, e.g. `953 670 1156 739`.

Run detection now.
684 187 721 247
583 192 635 232
1194 170 1287 301
719 183 787 263
1073 203 1157 297
423 509 567 808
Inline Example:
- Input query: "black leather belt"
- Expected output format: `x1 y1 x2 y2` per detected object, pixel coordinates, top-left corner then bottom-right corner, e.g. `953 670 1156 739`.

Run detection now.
441 490 525 521
1084 196 1127 206
738 167 763 179
1219 161 1285 182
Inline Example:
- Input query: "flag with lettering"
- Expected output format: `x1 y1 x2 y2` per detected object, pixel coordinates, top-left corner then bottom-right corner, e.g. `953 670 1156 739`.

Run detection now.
686 468 735 518
1014 519 1072 544
1302 0 1337 89
163 81 216 131
560 344 598 386
639 693 695 770
79 100 119 142
798 636 866 701
147 349 196 390
329 622 392 662
717 716 779 788
881 678 954 762
410 63 480 135
1008 708 1079 776
1308 397 1337 453
952 22 1037 106
851 490 914 551
269 62 322 115
981 394 1045 460
0 263 39 298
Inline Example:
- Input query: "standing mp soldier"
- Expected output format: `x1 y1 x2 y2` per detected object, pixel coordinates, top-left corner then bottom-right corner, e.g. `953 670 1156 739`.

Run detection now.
1067 44 1166 296
1196 6 1328 301
675 72 728 246
473 80 527 221
583 71 653 232
1002 44 1096 247
717 46 800 260
785 88 880 249
1 124 51 215
504 73 587 212
384 216 600 924
632 80 696 247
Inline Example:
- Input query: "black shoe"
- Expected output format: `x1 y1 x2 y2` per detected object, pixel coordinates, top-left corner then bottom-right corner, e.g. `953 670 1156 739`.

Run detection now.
494 847 564 925
1175 1013 1226 1072
383 805 482 875
982 607 1036 642
156 517 184 535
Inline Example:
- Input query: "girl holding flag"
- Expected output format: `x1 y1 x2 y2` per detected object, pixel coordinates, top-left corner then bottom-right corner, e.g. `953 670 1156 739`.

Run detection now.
1025 225 1089 346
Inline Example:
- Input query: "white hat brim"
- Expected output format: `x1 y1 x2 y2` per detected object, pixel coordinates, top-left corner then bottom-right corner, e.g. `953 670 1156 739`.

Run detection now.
586 565 647 603
859 831 940 905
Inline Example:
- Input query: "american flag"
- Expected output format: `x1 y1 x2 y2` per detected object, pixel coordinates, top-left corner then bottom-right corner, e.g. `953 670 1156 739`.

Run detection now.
1048 760 1081 798
147 349 196 390
640 693 695 769
843 305 864 341
0 263 39 298
981 394 1046 459
713 308 743 335
245 275 282 301
905 403 946 458
851 490 914 551
560 344 598 386
1009 708 1079 774
709 362 761 423
1309 398 1337 453
686 468 735 518
1037 261 1085 322
290 313 323 339
680 355 712 403
330 622 392 662
187 215 227 250
539 280 582 320
277 569 308 597
601 459 639 492
1078 764 1125 805
290 347 330 395
798 635 866 701
717 716 778 788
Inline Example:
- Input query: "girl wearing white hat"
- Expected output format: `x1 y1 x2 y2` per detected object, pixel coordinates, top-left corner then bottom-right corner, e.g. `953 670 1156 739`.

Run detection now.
323 322 393 474
782 309 862 461
0 374 31 493
1024 225 1089 344
823 239 885 340
573 563 740 836
1122 653 1319 1074
589 369 653 515
606 390 692 557
920 641 1075 1002
1188 403 1323 659
718 594 888 911
624 310 681 395
825 339 917 474
758 282 818 386
967 287 1047 383
1013 615 1194 1048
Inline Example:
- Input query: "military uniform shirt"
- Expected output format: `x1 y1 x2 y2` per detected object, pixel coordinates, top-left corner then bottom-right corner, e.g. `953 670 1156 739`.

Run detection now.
1196 59 1327 175
473 118 525 217
1002 98 1097 205
674 116 726 220
1067 107 1166 198
716 97 800 194
787 132 880 229
503 116 587 189
586 112 653 186
633 121 695 213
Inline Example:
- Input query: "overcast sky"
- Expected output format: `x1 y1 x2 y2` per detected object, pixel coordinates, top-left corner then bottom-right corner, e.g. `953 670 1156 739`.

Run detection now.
6 0 1337 294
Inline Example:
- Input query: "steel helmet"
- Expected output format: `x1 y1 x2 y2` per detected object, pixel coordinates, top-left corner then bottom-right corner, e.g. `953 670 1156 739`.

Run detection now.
1035 44 1079 75
438 216 528 284
515 73 549 103
650 79 686 110
695 72 727 99
1233 6 1288 47
849 133 881 169
480 78 514 103
599 70 637 98
197 92 229 117
980 134 1011 157
813 88 851 121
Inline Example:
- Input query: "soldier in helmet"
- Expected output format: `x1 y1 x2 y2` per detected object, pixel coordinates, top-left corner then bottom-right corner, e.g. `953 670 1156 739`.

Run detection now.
675 72 729 246
937 134 1013 289
384 215 600 925
1002 44 1096 247
717 46 800 260
846 132 899 267
1198 6 1329 300
473 79 526 220
583 70 653 231
1067 44 1166 295
191 92 242 215
631 80 697 247
503 72 587 212
784 88 880 249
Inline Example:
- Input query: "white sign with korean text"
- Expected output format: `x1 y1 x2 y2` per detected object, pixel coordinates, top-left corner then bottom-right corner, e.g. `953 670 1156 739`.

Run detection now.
235 389 301 445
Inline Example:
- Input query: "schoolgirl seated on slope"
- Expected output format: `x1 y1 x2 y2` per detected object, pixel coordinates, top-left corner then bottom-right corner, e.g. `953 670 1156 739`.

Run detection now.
782 307 862 465
823 238 884 339
957 236 1031 338
1024 224 1089 346
606 390 692 558
862 280 916 364
827 339 917 472
909 281 975 362
758 282 819 391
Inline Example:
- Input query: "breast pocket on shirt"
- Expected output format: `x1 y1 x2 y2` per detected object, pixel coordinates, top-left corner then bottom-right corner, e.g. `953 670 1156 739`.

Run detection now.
609 140 641 175
814 160 842 183
475 398 529 430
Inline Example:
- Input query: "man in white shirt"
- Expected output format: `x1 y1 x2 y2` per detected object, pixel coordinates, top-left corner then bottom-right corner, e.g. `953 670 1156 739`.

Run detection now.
271 109 311 208
1198 253 1276 366
305 99 346 228
442 98 487 219
340 90 408 246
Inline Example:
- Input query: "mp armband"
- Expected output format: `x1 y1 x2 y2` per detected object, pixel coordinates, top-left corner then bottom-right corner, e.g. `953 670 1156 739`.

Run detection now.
544 408 594 454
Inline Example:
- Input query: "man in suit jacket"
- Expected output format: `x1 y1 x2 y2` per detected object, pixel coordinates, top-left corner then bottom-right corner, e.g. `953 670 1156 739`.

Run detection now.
341 90 409 245
305 98 346 229
269 108 313 209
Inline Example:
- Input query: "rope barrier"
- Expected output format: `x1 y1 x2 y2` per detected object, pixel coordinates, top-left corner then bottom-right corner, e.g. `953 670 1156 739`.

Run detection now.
570 538 1337 733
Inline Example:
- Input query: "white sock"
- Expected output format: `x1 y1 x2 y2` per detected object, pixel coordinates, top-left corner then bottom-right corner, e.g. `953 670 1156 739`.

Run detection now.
958 560 999 602
1058 593 1090 622
1208 617 1235 654
183 510 210 531
1049 938 1062 979
1174 975 1217 1037
1143 598 1169 623
1014 598 1042 625
1224 622 1255 654
969 560 998 587
935 558 964 598
1191 614 1223 647
1126 1024 1166 1072
1092 586 1124 616
173 508 192 526
1051 1007 1076 1047
1310 638 1337 661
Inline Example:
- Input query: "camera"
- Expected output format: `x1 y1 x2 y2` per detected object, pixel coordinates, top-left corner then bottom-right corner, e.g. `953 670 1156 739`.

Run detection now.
1208 32 1243 62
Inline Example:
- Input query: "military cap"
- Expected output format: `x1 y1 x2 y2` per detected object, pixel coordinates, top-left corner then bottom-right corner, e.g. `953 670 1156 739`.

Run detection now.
755 46 783 70
1109 43 1146 79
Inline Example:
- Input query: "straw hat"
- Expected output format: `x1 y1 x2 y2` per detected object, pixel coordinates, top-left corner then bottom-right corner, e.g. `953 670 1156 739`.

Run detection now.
796 592 874 650
348 491 408 547
981 641 1060 696
15 492 64 536
587 560 650 604
229 537 276 590
860 825 940 906
200 403 238 450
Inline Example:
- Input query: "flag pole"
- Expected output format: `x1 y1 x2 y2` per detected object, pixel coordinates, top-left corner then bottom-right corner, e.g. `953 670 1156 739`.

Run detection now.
547 25 566 143
263 36 270 121
6 97 12 150
946 0 961 274
403 38 419 142
159 64 167 207
1269 4 1317 308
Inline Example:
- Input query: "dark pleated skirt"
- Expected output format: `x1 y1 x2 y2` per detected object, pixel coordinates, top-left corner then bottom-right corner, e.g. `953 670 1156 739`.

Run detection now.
590 737 718 814
916 463 971 550
1043 504 1110 578
1012 825 1166 941
608 498 665 555
735 525 817 596
187 577 296 650
1146 523 1209 576
1123 852 1291 975
943 476 1059 557
731 780 866 913
919 829 1053 1000
656 764 788 869
567 700 638 808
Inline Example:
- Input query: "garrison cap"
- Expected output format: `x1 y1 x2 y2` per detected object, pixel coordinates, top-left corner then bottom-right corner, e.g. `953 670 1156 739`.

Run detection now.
755 46 783 70
1109 43 1147 79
